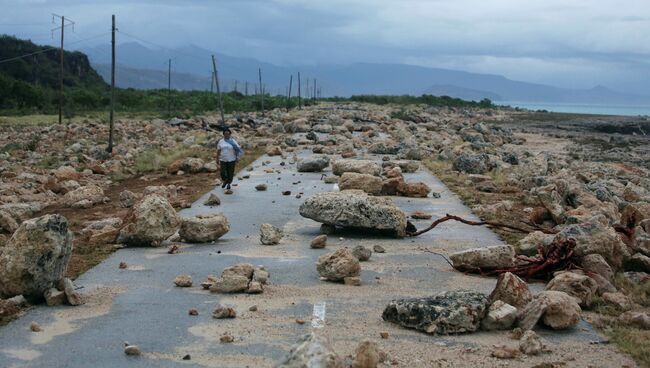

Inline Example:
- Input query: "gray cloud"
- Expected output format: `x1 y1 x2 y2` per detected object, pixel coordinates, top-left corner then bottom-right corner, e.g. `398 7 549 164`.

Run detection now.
1 0 649 95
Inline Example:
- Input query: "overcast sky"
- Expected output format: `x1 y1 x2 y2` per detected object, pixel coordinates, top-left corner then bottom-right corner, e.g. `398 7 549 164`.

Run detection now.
1 0 649 95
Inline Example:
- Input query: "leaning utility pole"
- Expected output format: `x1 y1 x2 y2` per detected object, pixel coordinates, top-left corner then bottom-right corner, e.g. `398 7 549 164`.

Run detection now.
210 71 215 93
107 14 116 153
211 55 225 124
51 14 74 124
258 67 264 117
167 58 172 117
287 74 293 112
297 72 301 110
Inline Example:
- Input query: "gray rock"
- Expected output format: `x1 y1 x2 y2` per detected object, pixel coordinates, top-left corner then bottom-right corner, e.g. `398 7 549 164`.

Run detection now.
559 217 629 269
452 153 491 174
277 333 343 368
297 155 330 172
578 254 614 281
317 248 360 281
332 159 381 176
260 223 283 245
203 193 221 206
481 300 517 331
60 277 83 306
545 271 598 307
450 244 515 271
119 190 137 208
519 330 544 355
310 235 327 249
626 253 650 272
352 245 371 261
299 191 407 237
118 194 181 247
339 172 382 195
179 213 230 243
44 288 65 306
63 185 105 208
0 214 73 300
382 290 489 334
517 290 581 330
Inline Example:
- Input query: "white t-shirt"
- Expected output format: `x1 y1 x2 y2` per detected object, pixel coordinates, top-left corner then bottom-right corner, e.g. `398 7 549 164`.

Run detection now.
217 138 239 162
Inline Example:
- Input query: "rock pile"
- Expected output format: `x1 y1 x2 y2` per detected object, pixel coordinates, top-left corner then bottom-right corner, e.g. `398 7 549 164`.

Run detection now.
207 263 269 294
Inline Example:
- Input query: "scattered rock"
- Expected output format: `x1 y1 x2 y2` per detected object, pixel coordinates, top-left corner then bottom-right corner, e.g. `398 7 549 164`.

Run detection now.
188 309 199 316
210 263 269 294
518 291 581 330
491 345 520 359
119 262 127 269
545 271 598 307
124 345 141 356
297 155 331 172
0 214 73 300
332 159 381 177
174 275 192 287
601 292 633 311
450 244 515 272
343 276 362 286
300 191 407 237
255 184 268 191
213 305 237 319
481 300 517 331
519 330 545 355
179 213 230 243
203 193 221 206
317 248 361 282
339 173 383 195
260 223 283 245
220 334 235 343
373 245 385 253
489 272 532 308
379 332 389 339
396 181 431 197
382 290 489 334
618 311 650 330
60 278 83 306
411 211 432 220
44 288 65 306
353 340 383 368
277 333 343 368
310 235 327 249
119 190 137 208
30 321 41 332
117 194 181 247
352 245 372 261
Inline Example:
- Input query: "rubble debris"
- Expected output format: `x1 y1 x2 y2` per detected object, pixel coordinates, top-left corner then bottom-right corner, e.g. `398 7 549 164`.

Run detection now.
30 321 42 332
481 300 517 331
352 245 372 261
209 263 269 294
517 291 581 330
179 213 230 243
519 330 545 355
382 291 489 334
450 245 515 271
545 271 598 307
310 235 328 249
277 333 343 368
203 193 221 206
317 248 361 282
174 275 192 287
489 272 532 308
213 305 237 319
297 155 330 172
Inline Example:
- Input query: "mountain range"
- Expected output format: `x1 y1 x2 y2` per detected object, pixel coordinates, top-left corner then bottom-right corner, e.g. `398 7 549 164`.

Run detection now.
82 42 650 104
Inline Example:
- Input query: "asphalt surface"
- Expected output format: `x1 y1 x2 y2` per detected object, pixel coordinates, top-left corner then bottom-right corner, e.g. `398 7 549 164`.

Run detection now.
0 149 613 368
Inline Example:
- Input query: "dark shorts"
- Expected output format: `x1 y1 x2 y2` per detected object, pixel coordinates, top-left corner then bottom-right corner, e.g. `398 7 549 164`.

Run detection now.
220 160 236 184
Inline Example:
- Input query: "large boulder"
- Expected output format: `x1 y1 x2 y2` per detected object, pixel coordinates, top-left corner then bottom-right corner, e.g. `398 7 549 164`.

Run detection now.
209 263 269 294
63 185 105 208
382 291 489 335
489 272 532 308
179 213 230 243
277 333 343 368
452 153 491 174
316 248 360 281
297 155 330 172
299 191 407 237
545 271 598 307
332 159 381 176
117 194 181 246
518 290 581 330
450 245 515 271
558 216 629 268
0 214 73 300
339 173 382 195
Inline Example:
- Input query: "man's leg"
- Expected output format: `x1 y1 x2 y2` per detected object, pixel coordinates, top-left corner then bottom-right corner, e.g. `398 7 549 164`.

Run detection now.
219 161 228 186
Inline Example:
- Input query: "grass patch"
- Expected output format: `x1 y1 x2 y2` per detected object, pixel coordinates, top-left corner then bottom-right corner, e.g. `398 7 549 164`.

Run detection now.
133 146 213 174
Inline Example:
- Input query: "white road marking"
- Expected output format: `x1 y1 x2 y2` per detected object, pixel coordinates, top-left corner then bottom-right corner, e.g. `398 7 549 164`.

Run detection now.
311 302 326 329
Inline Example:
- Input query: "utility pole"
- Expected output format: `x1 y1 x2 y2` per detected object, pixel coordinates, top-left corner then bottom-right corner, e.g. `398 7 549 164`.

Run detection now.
167 58 171 117
313 78 317 101
258 67 264 117
245 81 248 96
51 14 74 124
297 72 301 110
287 74 293 112
107 14 116 153
306 78 310 103
211 55 225 125
210 71 215 93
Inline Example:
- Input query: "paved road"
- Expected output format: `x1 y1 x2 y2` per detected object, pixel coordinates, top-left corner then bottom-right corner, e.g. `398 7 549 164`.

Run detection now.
0 149 624 368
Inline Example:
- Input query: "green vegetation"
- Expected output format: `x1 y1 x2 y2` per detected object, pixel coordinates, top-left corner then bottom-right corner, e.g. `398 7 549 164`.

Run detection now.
326 94 495 108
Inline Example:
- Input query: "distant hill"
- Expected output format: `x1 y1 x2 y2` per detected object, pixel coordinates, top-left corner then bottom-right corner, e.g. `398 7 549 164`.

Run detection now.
82 42 650 104
0 35 107 110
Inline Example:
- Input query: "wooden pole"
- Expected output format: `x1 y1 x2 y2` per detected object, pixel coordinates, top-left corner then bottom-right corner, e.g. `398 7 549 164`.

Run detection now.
287 74 293 112
167 58 171 117
297 72 301 110
58 16 64 124
107 14 116 153
210 71 214 93
258 67 264 117
313 78 316 101
211 55 226 124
